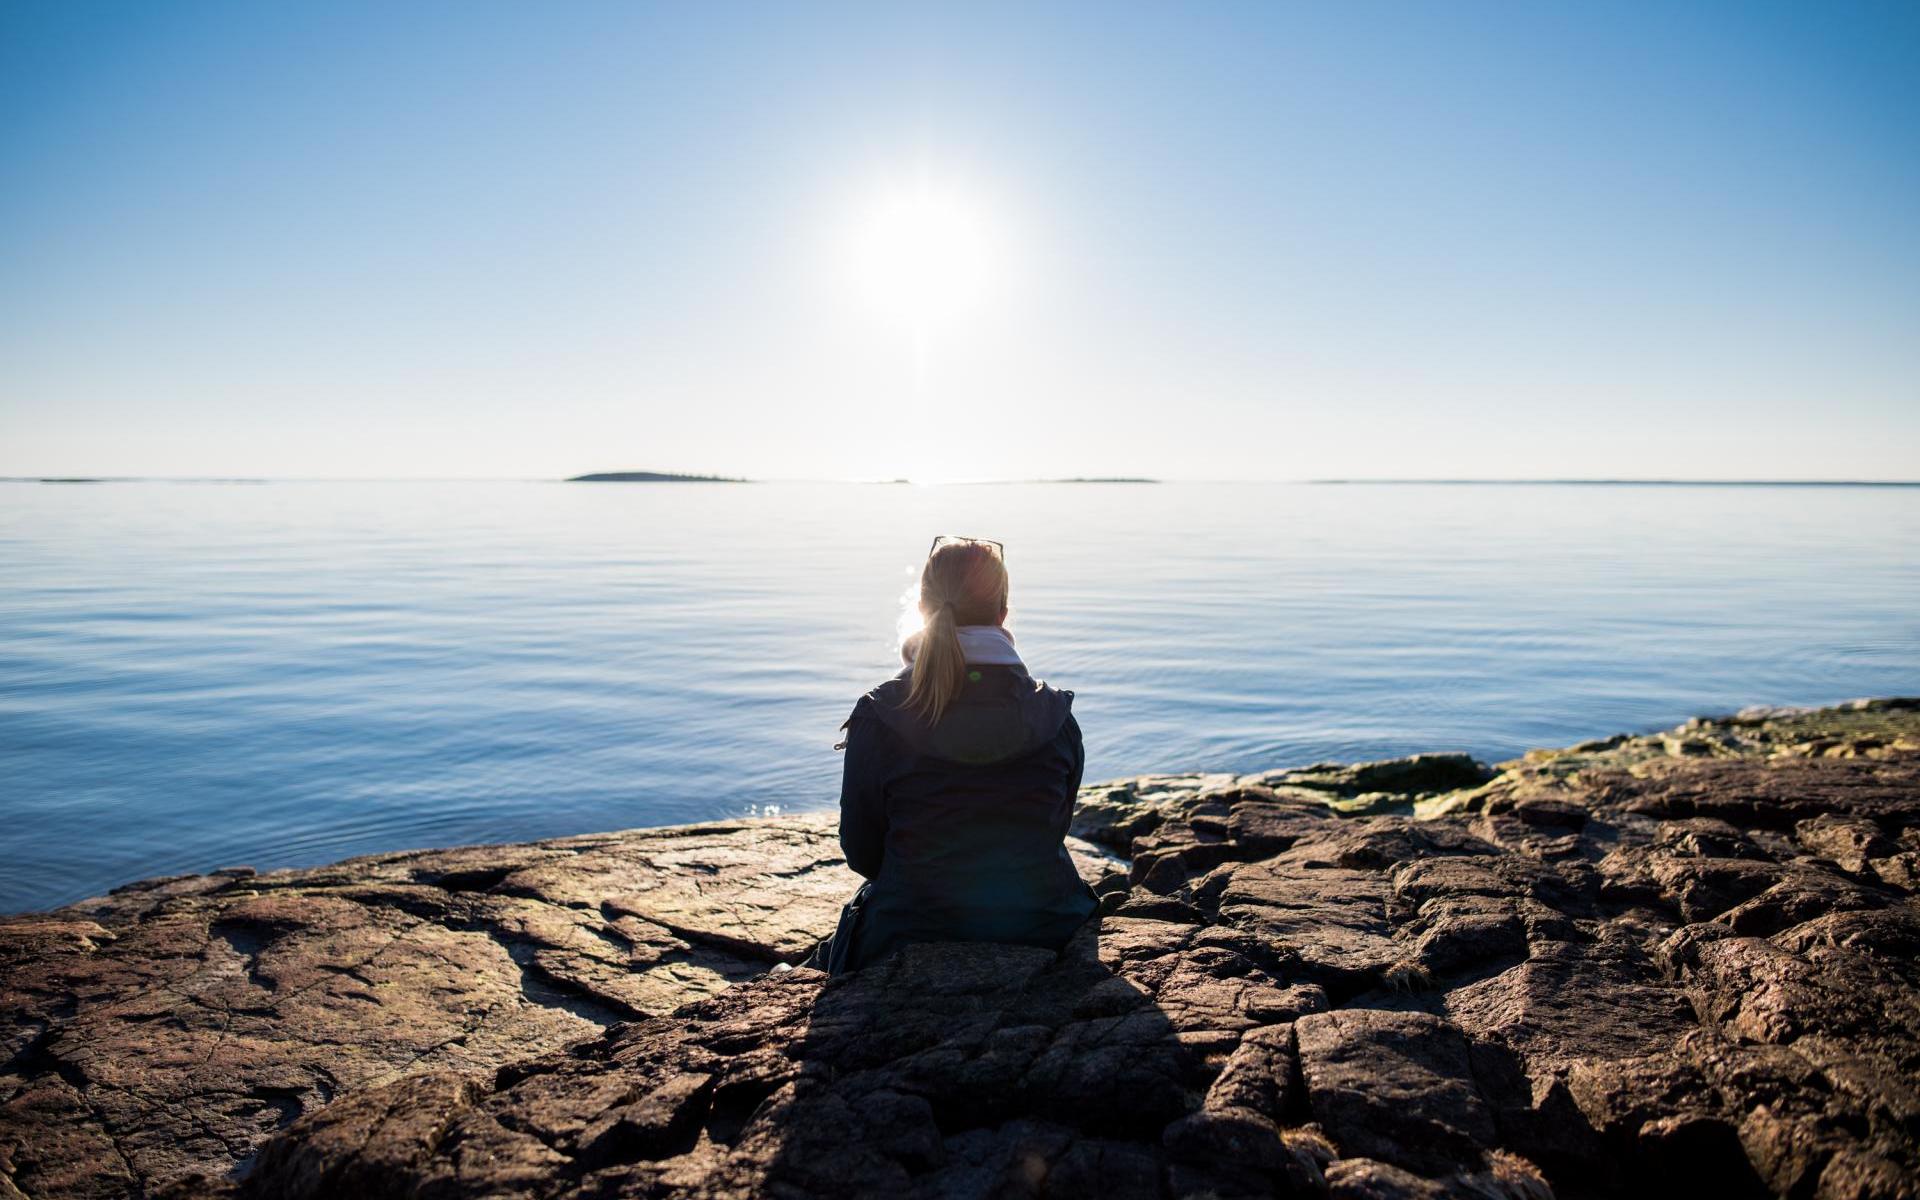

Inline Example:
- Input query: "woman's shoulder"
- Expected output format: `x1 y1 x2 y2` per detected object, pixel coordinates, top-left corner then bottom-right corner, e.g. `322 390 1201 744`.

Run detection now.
863 667 913 703
856 666 1070 709
844 670 911 726
849 667 1077 757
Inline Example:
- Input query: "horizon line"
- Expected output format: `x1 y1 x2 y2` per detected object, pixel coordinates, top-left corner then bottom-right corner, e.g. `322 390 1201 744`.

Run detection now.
6 475 1920 487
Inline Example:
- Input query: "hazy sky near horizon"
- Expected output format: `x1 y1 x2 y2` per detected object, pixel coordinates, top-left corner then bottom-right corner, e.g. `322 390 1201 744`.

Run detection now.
3 2 1917 481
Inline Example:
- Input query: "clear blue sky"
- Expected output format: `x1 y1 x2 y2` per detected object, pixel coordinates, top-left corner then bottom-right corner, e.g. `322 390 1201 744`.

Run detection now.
2 1 1916 480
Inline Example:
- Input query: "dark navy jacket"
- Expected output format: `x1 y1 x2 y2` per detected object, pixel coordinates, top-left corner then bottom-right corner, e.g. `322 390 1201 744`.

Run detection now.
822 662 1095 974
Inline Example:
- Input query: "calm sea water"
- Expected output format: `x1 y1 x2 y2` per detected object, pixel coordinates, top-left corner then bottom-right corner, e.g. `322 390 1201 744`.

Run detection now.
2 480 1916 912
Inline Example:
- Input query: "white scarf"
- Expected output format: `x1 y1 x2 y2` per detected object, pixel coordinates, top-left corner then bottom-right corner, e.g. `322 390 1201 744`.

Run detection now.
901 624 1025 668
957 624 1024 666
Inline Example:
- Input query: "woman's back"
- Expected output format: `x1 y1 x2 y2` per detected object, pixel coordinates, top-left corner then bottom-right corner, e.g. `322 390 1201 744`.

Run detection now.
809 538 1097 975
839 655 1091 967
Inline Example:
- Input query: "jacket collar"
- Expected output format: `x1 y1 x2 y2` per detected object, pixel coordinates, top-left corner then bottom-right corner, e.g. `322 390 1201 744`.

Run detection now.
899 624 1026 670
956 625 1023 667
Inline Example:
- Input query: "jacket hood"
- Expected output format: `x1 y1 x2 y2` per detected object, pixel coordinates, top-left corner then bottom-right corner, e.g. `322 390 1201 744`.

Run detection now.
857 664 1075 766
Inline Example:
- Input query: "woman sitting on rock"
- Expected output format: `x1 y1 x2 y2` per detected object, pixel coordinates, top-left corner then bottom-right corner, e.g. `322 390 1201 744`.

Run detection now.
800 536 1097 975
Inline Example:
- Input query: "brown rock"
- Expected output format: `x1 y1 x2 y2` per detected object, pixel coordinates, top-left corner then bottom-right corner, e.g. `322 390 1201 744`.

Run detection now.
1210 858 1401 993
0 817 864 1197
1796 812 1899 873
5 699 1919 1199
1295 1009 1498 1174
1446 939 1694 1076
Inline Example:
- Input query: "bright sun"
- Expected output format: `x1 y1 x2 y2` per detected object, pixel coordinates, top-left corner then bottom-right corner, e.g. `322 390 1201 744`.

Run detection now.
847 178 998 329
836 171 1009 482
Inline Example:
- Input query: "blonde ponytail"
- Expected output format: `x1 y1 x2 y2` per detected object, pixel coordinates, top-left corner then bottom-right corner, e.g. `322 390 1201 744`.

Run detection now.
904 539 1009 725
906 601 968 724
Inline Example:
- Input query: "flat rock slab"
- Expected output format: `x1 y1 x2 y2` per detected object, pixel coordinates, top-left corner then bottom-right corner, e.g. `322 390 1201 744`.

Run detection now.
1294 1009 1497 1174
1211 861 1400 993
3 699 1918 1199
0 817 860 1196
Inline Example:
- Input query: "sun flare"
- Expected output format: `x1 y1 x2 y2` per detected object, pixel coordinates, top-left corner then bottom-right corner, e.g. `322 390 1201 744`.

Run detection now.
846 178 998 329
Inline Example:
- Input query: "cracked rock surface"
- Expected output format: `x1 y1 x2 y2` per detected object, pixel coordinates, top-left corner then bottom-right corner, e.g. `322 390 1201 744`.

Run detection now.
0 822 879 1197
5 699 1919 1199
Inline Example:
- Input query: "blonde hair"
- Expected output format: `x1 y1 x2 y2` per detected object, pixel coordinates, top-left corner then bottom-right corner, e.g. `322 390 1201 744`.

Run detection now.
906 539 1009 724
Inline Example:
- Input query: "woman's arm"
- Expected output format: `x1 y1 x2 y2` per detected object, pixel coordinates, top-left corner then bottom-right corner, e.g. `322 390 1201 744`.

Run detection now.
1062 712 1086 800
1058 712 1086 843
838 706 889 879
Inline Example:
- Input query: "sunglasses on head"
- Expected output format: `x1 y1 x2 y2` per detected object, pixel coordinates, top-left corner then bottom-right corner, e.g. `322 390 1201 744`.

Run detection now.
928 535 1005 560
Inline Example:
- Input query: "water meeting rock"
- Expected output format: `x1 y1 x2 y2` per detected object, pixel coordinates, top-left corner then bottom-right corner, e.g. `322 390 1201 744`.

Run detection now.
1 699 1916 1199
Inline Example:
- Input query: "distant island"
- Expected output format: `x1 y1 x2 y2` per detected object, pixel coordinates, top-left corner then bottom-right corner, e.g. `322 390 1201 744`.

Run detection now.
566 471 746 483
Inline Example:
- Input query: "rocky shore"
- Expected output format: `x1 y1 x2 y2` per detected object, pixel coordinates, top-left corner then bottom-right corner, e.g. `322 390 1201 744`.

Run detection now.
4 700 1918 1199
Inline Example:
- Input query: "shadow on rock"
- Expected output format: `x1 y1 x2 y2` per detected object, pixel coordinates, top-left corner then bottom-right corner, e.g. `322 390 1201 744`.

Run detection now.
742 928 1199 1198
196 920 1331 1199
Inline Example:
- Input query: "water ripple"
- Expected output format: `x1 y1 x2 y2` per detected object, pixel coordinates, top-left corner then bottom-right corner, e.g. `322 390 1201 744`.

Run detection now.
2 480 1916 911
